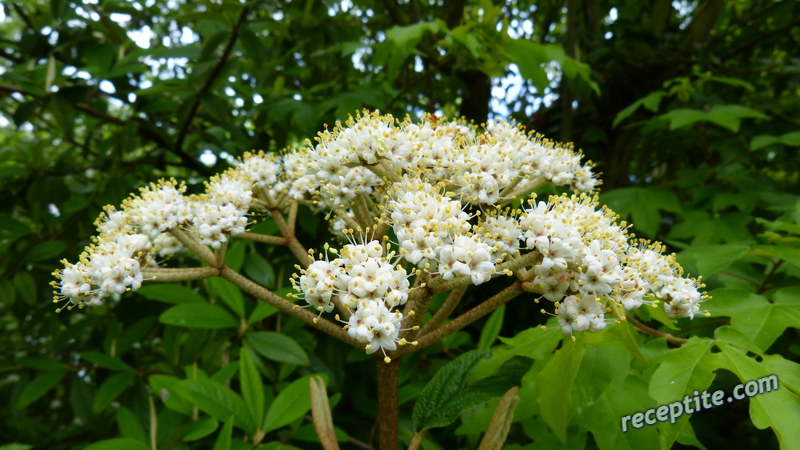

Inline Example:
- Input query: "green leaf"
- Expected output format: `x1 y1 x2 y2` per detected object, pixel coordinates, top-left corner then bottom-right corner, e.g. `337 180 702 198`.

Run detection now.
12 271 37 306
239 350 265 428
183 416 219 441
0 444 33 450
80 351 134 372
246 331 309 366
243 252 275 289
93 372 136 414
116 406 147 443
212 416 234 450
224 241 247 272
677 243 751 275
247 302 278 325
500 326 563 360
84 439 150 450
478 305 505 351
583 376 660 449
149 375 194 415
600 187 680 238
648 337 717 448
658 105 768 132
505 40 549 92
159 303 239 329
24 240 67 263
753 245 800 269
17 369 68 408
385 21 441 56
209 278 245 317
412 350 494 432
714 326 763 356
718 342 800 448
613 91 665 128
17 357 66 371
171 378 255 433
706 288 800 351
137 283 206 304
750 131 800 151
263 375 314 432
535 340 585 441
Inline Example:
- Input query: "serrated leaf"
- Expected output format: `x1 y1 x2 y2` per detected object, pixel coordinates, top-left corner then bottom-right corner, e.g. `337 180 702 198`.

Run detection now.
84 439 150 450
93 372 136 414
17 369 68 408
478 305 505 350
137 283 206 304
208 278 245 317
263 375 314 432
159 303 238 329
171 378 255 433
239 350 265 428
706 288 800 351
413 350 500 432
246 331 309 366
535 341 585 441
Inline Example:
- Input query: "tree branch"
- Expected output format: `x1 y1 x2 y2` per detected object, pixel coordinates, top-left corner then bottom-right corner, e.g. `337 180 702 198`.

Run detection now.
175 6 250 152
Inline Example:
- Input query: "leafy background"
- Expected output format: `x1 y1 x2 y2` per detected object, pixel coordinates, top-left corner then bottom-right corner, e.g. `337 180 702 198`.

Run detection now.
1 0 799 449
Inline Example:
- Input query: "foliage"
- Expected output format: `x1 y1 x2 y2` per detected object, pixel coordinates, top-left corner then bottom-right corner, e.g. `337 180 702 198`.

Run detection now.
1 1 799 449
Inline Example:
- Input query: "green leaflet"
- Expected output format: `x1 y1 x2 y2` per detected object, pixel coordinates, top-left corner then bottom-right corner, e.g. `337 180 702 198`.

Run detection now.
17 369 68 409
706 288 800 351
245 331 309 366
583 376 660 450
93 372 136 414
535 340 585 442
171 378 256 433
262 375 316 432
239 350 265 429
648 337 717 449
159 303 239 329
717 342 800 448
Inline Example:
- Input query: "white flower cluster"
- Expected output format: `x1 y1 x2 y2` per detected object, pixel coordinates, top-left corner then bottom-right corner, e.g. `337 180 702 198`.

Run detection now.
53 174 253 309
54 110 708 344
522 194 708 334
241 112 597 221
52 234 151 310
290 240 414 360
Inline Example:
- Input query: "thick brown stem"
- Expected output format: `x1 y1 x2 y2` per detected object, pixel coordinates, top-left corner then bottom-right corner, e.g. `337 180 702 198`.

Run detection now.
218 265 359 347
376 358 399 450
142 266 219 282
396 282 524 357
416 285 468 337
